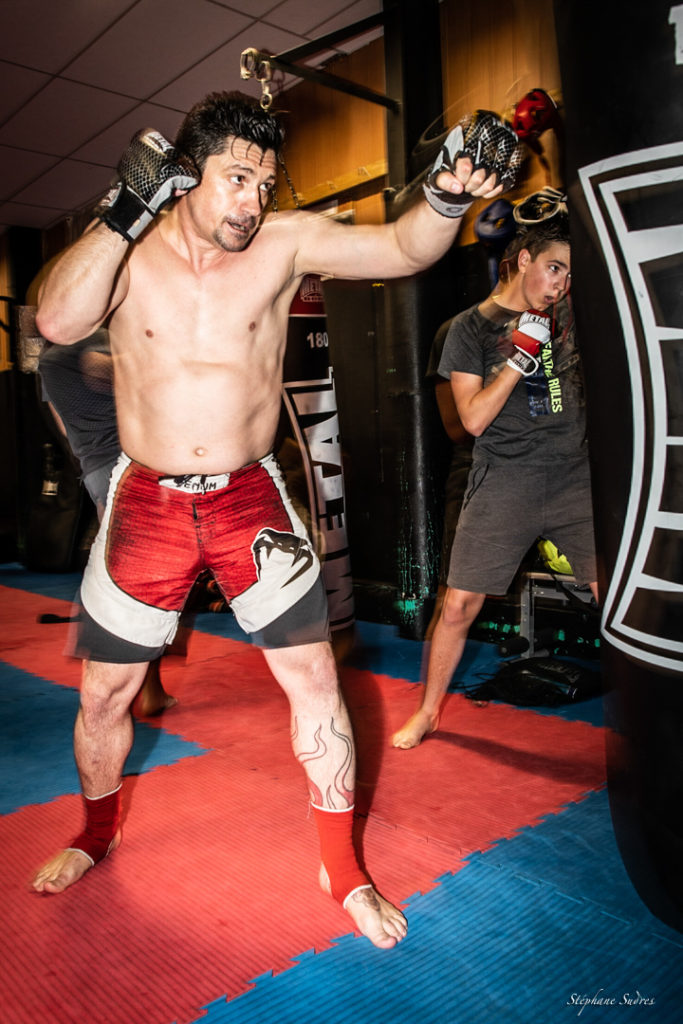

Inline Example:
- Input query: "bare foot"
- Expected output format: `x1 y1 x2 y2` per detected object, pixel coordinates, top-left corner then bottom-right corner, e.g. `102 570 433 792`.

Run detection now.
133 690 178 717
319 865 407 949
31 831 121 894
390 709 439 749
133 658 178 717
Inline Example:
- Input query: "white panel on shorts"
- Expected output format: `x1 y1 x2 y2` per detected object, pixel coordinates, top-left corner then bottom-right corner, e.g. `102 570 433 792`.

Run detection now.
230 454 321 635
80 453 180 649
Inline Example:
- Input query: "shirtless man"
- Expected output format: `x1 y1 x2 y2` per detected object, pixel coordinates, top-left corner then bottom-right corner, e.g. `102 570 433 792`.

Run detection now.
31 92 520 948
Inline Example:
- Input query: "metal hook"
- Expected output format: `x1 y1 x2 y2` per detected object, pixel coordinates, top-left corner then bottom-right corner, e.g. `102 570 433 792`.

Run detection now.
240 48 273 111
260 78 273 112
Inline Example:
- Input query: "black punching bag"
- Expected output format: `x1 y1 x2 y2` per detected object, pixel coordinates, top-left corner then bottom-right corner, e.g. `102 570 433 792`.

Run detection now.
282 276 355 637
555 1 683 930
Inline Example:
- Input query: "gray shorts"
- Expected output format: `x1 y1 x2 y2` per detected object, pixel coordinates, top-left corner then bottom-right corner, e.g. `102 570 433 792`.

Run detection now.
438 447 473 585
82 460 117 509
447 455 597 594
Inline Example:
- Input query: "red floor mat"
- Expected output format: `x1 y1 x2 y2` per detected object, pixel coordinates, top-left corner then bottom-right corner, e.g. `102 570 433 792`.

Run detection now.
4 756 457 1024
1 585 607 1024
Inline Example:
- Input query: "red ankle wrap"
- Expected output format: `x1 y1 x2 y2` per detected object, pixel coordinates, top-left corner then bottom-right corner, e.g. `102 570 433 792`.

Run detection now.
312 804 370 906
67 785 121 866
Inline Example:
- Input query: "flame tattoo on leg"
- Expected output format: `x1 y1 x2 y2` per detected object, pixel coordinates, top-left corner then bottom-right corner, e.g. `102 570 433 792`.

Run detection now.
328 716 354 808
293 716 354 808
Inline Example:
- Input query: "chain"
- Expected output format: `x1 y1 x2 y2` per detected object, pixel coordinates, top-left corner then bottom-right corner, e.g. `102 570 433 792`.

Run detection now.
240 48 273 112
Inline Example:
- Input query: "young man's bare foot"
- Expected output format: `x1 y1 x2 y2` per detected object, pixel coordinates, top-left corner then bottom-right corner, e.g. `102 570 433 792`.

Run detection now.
319 865 407 949
390 708 439 749
131 658 178 718
31 831 121 894
133 689 178 717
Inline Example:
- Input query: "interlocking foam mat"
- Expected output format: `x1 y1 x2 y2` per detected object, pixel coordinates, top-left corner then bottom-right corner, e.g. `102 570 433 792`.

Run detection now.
1 568 682 1024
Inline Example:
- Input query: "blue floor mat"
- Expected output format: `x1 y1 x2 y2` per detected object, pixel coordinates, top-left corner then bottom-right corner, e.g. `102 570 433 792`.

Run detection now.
0 664 209 813
1 563 677 1023
0 562 84 601
186 791 683 1024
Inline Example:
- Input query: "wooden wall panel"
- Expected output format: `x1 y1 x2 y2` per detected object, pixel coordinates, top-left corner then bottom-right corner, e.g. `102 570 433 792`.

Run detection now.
440 0 564 243
275 38 387 216
440 0 560 121
276 1 562 235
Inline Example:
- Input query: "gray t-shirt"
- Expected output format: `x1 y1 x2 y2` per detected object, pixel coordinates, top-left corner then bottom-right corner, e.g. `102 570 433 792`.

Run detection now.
38 329 120 480
427 318 474 465
438 295 587 465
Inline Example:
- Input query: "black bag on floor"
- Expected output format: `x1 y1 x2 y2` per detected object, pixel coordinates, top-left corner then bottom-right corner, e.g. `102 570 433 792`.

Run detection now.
466 657 602 707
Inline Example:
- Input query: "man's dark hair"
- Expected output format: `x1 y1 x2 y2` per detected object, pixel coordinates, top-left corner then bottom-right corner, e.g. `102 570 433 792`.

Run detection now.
175 90 285 172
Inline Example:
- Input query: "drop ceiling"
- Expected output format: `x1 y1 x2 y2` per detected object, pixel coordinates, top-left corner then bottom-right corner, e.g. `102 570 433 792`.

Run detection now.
0 0 384 233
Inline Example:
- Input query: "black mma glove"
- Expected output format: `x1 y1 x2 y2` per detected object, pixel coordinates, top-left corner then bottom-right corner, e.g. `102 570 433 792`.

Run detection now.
506 309 551 377
97 129 199 242
423 110 523 218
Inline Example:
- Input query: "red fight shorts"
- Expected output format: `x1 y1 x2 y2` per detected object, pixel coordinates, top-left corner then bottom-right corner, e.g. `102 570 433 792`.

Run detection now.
78 452 330 662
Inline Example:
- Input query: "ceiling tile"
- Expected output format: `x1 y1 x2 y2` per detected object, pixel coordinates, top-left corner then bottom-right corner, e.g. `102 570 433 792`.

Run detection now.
149 25 306 111
12 158 113 212
0 1 386 233
211 0 281 15
328 24 384 57
0 201 66 231
0 145 60 200
265 0 350 36
0 79 137 156
0 61 51 124
72 104 187 167
0 0 139 74
62 0 254 98
312 0 383 47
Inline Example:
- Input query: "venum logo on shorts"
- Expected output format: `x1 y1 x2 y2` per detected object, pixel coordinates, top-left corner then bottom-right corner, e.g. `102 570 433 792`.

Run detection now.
252 528 314 587
158 473 230 493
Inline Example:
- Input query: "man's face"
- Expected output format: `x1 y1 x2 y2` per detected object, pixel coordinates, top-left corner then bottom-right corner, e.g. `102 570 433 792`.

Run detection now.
187 136 277 252
519 241 571 310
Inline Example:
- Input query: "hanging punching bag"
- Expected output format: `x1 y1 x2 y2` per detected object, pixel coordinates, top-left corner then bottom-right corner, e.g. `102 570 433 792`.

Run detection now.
555 1 683 930
282 275 355 640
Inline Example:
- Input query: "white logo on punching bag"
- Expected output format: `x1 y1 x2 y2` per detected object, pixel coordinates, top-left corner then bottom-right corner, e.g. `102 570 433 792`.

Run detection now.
580 141 683 672
669 5 683 63
283 369 354 631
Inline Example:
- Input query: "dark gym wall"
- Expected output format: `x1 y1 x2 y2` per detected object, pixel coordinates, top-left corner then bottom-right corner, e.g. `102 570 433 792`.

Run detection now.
323 243 489 628
278 0 563 630
0 217 93 570
0 227 43 563
0 233 16 561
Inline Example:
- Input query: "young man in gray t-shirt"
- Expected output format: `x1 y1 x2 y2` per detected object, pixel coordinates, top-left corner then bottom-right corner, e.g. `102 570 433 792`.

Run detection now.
392 216 598 749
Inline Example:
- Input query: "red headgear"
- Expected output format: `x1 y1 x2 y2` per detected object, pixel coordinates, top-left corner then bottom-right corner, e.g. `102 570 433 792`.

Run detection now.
512 89 558 141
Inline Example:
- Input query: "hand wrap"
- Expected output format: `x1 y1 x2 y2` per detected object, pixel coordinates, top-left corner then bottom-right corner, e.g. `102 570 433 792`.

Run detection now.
97 129 199 242
423 110 523 218
312 803 371 907
66 784 122 866
507 309 551 377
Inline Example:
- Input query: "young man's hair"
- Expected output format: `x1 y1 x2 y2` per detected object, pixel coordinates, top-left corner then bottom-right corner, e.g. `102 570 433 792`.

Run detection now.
499 212 570 273
175 90 285 172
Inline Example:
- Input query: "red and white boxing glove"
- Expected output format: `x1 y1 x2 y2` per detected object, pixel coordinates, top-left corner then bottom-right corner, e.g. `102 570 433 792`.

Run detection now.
507 309 551 376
